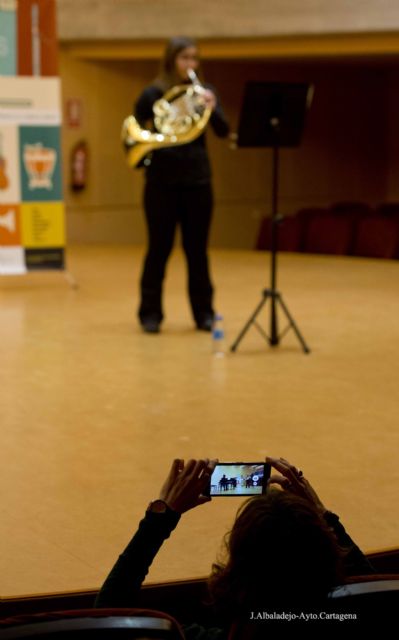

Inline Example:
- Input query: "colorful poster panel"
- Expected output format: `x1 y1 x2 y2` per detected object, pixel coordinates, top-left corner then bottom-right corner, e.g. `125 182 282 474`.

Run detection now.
0 203 21 245
0 79 65 274
20 201 65 270
0 125 21 203
19 126 62 202
20 201 65 247
17 0 58 77
0 76 61 127
0 194 24 275
0 0 17 76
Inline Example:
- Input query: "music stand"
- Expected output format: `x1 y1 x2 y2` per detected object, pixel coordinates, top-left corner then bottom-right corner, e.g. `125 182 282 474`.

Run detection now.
231 82 313 354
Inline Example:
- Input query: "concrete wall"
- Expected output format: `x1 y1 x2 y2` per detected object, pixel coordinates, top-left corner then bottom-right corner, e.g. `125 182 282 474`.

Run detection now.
57 0 399 40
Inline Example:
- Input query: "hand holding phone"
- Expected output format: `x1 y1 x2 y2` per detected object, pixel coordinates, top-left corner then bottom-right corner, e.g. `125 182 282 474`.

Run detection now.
158 458 218 513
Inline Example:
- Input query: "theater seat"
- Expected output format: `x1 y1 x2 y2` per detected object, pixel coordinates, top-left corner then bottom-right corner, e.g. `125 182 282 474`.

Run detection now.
330 576 399 601
329 574 399 623
277 216 305 252
255 216 271 250
228 575 399 636
303 213 354 255
352 216 399 259
330 201 372 218
376 202 399 218
255 215 305 252
295 206 329 228
0 608 185 639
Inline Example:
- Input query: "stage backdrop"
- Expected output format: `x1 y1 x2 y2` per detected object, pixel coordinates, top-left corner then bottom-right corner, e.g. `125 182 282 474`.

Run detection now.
0 0 65 275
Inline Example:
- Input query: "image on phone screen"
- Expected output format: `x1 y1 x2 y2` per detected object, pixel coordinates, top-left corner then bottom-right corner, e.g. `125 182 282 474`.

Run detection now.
208 462 270 497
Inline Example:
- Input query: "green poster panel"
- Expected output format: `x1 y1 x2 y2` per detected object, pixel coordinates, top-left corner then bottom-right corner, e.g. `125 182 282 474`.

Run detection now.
0 3 17 76
19 126 62 202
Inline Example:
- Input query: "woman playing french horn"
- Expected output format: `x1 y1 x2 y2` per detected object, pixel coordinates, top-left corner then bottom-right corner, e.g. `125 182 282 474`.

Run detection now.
133 36 230 334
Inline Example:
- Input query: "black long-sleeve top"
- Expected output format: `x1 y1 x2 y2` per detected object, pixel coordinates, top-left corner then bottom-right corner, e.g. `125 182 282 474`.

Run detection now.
134 84 230 186
95 508 374 638
95 509 181 609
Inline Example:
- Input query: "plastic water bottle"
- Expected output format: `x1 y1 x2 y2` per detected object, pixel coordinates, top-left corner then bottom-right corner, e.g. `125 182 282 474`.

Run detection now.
212 313 225 357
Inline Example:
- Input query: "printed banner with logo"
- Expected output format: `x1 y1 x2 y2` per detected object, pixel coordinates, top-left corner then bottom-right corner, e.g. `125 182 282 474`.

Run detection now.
0 76 65 274
0 0 64 276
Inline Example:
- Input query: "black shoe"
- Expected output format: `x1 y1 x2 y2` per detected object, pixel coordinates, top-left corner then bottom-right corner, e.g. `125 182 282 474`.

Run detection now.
196 315 214 332
141 318 160 333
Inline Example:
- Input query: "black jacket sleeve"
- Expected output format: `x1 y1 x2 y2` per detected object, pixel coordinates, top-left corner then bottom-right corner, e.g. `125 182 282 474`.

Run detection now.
323 510 375 576
95 508 181 608
134 85 163 128
203 84 229 138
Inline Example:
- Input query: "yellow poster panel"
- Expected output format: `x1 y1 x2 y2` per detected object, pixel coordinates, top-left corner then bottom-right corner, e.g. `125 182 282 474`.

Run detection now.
20 201 65 247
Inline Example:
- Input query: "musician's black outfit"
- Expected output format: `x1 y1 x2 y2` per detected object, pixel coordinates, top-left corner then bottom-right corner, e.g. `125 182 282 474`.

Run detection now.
134 84 229 332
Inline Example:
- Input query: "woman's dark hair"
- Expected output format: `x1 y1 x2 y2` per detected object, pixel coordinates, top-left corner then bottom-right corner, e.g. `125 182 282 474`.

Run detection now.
155 36 198 91
208 489 343 619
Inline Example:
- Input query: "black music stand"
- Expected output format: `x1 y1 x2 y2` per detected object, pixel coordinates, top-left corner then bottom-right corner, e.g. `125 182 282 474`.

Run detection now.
231 82 313 354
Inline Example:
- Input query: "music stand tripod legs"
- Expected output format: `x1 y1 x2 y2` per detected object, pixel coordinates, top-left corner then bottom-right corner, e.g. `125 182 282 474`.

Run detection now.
230 145 310 355
230 286 310 353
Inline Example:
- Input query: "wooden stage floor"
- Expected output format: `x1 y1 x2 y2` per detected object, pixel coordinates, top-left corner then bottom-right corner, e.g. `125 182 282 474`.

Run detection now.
1 245 399 599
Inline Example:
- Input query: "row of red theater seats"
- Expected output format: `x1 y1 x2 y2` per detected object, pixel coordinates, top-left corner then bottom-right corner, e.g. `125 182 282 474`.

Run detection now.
256 202 399 259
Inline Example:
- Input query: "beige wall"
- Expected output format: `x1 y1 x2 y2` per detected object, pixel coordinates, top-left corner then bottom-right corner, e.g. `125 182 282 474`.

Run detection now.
61 49 395 248
57 1 399 40
61 55 151 243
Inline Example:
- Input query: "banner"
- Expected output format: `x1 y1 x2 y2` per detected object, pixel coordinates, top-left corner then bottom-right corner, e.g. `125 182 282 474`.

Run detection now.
0 0 65 276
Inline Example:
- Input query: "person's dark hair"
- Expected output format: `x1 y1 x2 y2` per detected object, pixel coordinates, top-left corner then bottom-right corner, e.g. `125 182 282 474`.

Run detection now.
208 489 343 618
155 36 198 91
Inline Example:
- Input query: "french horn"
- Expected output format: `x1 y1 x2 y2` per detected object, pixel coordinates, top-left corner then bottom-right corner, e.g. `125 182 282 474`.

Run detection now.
121 70 212 168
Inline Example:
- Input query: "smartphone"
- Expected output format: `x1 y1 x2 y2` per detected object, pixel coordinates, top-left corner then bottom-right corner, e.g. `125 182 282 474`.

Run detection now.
206 462 271 497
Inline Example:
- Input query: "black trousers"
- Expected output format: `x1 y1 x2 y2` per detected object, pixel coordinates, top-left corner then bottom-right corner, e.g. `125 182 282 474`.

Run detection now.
138 181 214 325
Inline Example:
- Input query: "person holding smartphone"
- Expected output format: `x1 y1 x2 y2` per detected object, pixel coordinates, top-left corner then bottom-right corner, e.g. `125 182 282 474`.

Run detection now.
95 457 373 633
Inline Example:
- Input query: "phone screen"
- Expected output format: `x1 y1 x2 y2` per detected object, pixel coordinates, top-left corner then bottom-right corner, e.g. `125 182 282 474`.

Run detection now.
207 462 270 497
